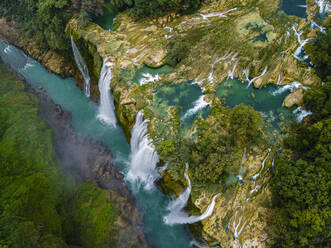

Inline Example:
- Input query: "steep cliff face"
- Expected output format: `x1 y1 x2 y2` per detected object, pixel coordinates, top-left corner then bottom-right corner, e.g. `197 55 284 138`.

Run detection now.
1 0 327 247
62 0 327 247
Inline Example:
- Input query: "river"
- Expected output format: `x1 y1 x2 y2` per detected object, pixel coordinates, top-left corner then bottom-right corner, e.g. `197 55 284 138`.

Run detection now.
0 39 193 248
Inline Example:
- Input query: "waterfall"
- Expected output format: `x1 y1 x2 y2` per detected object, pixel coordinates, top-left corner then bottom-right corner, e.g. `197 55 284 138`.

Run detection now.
311 20 326 33
293 106 312 122
139 73 161 86
127 111 160 190
181 95 210 121
250 149 271 180
292 24 310 61
232 212 247 239
199 8 237 22
70 37 91 98
315 0 331 16
272 81 309 95
244 65 268 88
97 58 117 127
164 163 221 225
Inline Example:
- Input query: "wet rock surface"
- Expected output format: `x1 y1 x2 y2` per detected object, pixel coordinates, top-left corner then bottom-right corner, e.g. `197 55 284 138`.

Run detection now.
24 83 149 248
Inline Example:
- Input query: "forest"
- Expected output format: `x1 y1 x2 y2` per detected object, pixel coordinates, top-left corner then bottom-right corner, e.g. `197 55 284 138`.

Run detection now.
270 29 331 247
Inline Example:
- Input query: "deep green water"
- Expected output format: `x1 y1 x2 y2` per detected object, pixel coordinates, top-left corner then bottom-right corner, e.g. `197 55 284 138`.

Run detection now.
216 79 297 130
92 3 117 30
280 0 307 18
0 40 192 248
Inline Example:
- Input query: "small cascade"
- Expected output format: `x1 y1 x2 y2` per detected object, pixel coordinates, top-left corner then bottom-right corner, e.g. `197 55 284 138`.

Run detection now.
250 149 271 180
293 106 312 122
70 37 91 97
311 20 326 33
139 73 161 86
272 81 309 95
232 212 247 239
127 111 160 190
292 24 310 61
244 65 268 88
97 58 117 127
164 163 221 225
315 0 331 16
181 95 210 121
199 8 237 22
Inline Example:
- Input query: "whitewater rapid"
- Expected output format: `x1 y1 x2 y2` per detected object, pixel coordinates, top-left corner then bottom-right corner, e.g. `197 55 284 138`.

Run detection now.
127 111 160 190
164 163 221 225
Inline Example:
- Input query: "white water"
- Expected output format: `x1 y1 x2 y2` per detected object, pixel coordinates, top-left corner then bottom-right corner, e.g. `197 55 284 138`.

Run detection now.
244 65 268 87
181 95 210 121
293 106 312 122
232 212 247 239
311 20 326 33
315 0 331 16
249 185 261 195
292 24 310 61
199 8 237 22
139 73 161 86
164 163 221 225
127 111 160 190
250 149 271 180
97 58 117 127
272 81 309 95
228 61 238 79
71 37 91 97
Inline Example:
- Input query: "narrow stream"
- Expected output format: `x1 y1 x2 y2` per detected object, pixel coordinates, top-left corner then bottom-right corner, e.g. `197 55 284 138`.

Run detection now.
0 39 193 248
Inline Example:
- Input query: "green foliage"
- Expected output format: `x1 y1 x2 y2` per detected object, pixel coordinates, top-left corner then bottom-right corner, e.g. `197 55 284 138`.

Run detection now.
270 82 331 247
71 183 118 248
305 27 331 82
0 63 68 247
151 100 264 184
0 63 121 248
165 39 190 67
0 0 106 52
191 103 263 183
125 0 203 18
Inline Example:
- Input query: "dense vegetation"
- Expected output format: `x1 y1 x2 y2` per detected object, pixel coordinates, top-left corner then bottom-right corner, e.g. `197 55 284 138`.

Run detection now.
0 0 107 52
152 100 264 185
270 30 331 247
0 62 118 248
110 0 203 18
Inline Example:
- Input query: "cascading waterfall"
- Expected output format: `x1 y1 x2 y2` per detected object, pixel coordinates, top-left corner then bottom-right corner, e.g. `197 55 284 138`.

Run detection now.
272 81 309 95
292 24 310 61
293 106 312 122
139 73 161 86
70 37 91 97
127 111 160 190
244 65 268 87
250 149 271 180
199 8 237 22
164 163 221 225
181 95 210 121
315 0 331 16
97 58 117 127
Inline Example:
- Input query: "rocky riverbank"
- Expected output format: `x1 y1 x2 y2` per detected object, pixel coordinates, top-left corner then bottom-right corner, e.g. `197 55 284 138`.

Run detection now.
1 61 148 248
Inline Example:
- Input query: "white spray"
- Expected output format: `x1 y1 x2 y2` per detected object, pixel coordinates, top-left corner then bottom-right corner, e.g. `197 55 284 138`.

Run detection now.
127 111 160 190
181 95 210 121
97 58 117 127
199 8 237 22
292 24 310 61
293 106 312 122
71 37 91 97
244 65 268 87
272 81 309 95
164 163 221 225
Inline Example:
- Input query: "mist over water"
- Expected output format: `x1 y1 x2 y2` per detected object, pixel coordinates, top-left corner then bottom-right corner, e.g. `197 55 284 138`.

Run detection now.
0 39 192 248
